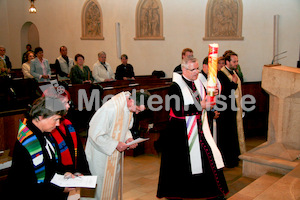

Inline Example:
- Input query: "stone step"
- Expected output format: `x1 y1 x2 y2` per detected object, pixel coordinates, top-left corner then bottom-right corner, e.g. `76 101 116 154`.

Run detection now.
253 164 300 200
240 151 298 179
226 176 255 198
228 172 283 200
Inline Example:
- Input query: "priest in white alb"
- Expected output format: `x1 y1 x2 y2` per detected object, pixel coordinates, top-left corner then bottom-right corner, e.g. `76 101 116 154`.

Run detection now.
84 91 149 200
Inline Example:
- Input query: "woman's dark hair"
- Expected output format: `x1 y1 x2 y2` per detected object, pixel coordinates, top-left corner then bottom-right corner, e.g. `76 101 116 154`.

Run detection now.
34 47 43 56
28 96 67 121
75 54 84 61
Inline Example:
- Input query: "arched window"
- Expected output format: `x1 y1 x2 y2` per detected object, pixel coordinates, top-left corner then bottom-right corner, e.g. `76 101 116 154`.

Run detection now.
81 0 104 40
204 0 243 40
135 0 164 40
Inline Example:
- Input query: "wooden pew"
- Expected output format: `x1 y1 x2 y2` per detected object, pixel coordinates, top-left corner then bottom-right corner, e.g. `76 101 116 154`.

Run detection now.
134 75 156 80
0 75 172 154
1 75 270 158
0 109 26 156
10 69 23 79
0 76 172 188
137 85 170 155
0 78 38 112
68 83 93 109
67 77 172 110
67 78 171 142
93 77 171 89
97 80 135 88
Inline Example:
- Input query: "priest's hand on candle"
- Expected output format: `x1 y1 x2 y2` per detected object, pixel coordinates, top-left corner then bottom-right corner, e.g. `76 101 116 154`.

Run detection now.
201 96 214 110
213 88 219 96
126 138 138 149
116 141 129 152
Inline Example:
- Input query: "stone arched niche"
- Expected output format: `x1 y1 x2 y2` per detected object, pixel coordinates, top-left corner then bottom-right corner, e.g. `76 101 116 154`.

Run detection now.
81 0 104 40
21 22 39 53
135 0 164 40
204 0 244 40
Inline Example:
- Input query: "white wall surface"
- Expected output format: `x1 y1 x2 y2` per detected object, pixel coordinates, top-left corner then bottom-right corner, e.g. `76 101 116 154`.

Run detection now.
0 0 299 82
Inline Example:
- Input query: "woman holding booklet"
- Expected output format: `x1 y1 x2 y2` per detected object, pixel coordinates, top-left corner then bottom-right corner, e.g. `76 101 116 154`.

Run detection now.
4 96 75 200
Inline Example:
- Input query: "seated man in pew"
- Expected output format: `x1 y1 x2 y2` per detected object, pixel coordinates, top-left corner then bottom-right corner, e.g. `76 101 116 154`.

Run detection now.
0 46 11 77
54 46 74 81
0 58 10 77
0 45 12 70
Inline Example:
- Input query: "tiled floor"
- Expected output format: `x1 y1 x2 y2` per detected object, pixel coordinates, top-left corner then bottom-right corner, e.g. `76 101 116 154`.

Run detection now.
122 135 266 200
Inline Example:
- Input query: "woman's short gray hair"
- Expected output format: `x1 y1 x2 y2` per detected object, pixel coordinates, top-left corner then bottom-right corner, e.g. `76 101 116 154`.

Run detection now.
98 51 106 57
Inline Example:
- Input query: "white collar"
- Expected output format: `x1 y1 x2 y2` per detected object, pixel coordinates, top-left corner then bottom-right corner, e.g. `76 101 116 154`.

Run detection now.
225 65 233 72
182 74 193 82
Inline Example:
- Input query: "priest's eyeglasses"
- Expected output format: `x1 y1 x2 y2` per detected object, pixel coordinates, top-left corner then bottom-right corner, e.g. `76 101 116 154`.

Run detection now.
185 67 200 72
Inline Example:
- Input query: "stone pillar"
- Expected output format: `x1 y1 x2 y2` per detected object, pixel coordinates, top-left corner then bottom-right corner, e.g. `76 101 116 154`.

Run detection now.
240 65 300 178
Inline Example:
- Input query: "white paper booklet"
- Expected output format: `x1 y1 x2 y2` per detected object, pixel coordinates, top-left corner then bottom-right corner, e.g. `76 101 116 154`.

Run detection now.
51 173 97 188
126 137 149 146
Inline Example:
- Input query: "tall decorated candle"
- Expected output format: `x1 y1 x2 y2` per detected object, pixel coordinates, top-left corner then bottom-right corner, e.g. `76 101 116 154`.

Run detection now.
207 43 219 104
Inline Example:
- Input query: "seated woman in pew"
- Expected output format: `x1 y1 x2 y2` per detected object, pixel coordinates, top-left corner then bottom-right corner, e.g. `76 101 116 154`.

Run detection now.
22 51 35 79
70 53 94 84
4 96 76 200
115 54 135 80
92 51 115 82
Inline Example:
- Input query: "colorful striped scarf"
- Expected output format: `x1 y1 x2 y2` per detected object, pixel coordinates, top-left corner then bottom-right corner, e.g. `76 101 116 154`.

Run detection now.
51 119 78 168
17 119 58 183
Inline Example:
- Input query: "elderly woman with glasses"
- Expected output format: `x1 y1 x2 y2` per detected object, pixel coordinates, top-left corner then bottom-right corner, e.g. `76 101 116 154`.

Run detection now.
5 96 76 200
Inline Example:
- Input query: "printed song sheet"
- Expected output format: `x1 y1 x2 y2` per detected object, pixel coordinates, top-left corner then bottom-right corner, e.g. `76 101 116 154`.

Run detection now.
51 173 97 188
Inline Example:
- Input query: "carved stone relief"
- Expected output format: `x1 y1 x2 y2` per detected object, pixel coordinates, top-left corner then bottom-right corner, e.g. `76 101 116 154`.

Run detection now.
204 0 244 40
135 0 164 40
81 0 104 40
